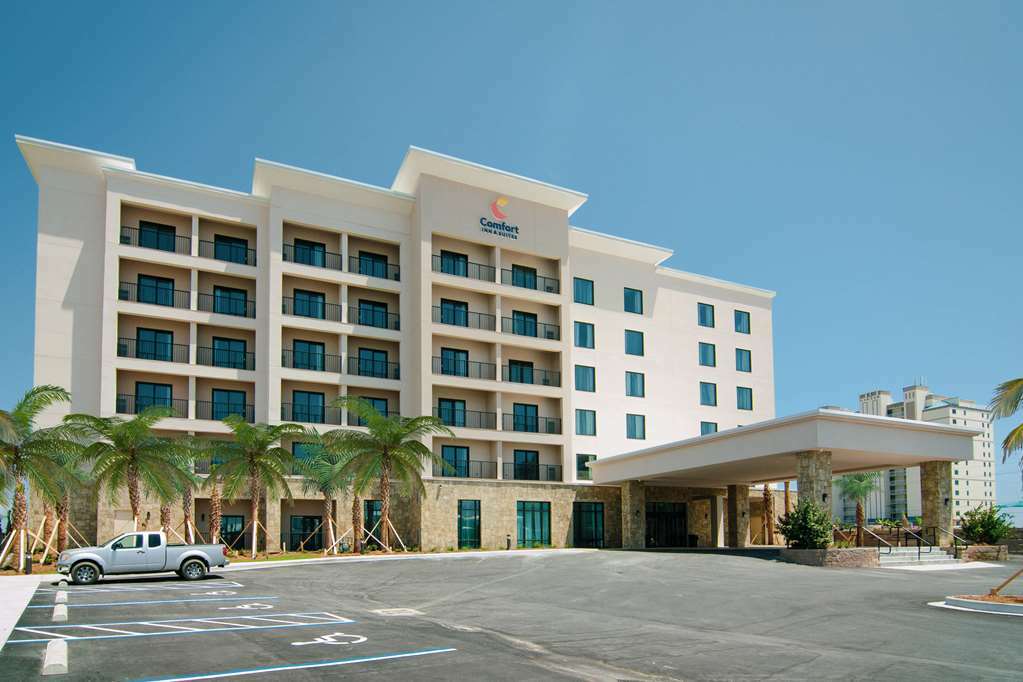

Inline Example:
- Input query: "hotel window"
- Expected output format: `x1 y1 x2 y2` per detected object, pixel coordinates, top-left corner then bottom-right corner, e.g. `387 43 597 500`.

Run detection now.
134 381 172 412
507 359 534 384
137 274 175 307
517 501 550 548
737 387 754 411
293 238 326 267
439 250 468 277
357 299 389 329
625 371 645 397
698 302 715 328
293 289 325 319
293 340 325 371
138 220 177 252
212 337 247 369
440 348 468 377
292 442 317 474
576 454 596 481
354 250 389 279
511 264 537 290
440 299 468 326
437 398 466 427
575 365 596 392
736 348 752 373
576 409 596 436
573 501 604 548
354 396 388 425
574 278 594 305
624 287 643 314
442 445 469 478
213 234 249 265
698 342 716 367
700 421 718 435
700 382 718 407
211 388 246 421
136 328 173 362
574 321 595 349
626 414 646 440
735 310 751 334
624 330 644 356
214 285 249 317
293 390 325 423
458 500 481 549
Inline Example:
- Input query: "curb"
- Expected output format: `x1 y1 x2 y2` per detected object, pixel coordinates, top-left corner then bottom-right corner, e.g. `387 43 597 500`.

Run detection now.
42 639 68 675
945 596 1023 615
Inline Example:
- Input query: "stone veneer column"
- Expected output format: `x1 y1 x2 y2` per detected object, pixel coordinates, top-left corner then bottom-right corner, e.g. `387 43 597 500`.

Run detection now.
262 493 282 553
710 495 725 547
796 451 832 511
726 485 750 548
920 461 953 546
621 480 645 549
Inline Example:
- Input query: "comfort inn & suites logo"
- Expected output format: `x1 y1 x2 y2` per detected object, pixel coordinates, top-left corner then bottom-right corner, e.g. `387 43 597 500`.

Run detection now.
480 196 519 239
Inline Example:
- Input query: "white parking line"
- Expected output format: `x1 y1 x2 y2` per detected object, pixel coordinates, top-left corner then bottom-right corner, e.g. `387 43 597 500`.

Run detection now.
80 625 138 635
27 596 278 609
36 581 245 595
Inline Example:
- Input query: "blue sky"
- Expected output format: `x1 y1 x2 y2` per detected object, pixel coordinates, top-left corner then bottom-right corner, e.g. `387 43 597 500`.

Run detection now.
1 2 1020 502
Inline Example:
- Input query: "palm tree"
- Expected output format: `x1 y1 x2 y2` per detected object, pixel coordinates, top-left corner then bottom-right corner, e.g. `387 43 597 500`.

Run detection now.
0 386 80 572
991 378 1023 479
331 397 452 552
212 417 303 559
836 472 881 546
762 484 775 545
185 437 222 544
66 407 191 531
295 448 345 555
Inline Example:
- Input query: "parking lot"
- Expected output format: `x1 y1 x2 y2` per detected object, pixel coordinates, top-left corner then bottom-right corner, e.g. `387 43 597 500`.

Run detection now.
2 549 1022 680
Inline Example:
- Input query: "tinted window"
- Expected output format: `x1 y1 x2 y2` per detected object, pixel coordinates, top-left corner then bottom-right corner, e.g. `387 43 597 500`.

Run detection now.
148 533 161 548
574 322 595 349
624 330 644 356
573 278 594 305
698 303 715 328
735 310 751 334
624 288 643 314
575 365 596 392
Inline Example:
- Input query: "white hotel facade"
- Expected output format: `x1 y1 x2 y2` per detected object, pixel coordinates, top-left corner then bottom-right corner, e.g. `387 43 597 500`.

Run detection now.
18 136 775 551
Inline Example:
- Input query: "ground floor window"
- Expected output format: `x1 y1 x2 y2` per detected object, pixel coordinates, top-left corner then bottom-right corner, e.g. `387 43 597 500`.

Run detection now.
517 501 550 548
458 499 481 549
220 515 244 549
364 499 382 547
573 501 604 548
288 515 322 552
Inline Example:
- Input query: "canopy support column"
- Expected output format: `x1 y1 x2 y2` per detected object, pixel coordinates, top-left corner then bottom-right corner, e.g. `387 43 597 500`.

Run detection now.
921 461 953 545
726 485 749 548
621 480 645 549
796 450 832 512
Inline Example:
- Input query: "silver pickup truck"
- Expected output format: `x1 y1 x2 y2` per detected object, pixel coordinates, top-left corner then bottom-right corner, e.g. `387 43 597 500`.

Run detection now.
57 531 228 584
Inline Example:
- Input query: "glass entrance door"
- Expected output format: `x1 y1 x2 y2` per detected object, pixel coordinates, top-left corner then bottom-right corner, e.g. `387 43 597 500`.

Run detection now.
645 502 688 548
288 515 322 551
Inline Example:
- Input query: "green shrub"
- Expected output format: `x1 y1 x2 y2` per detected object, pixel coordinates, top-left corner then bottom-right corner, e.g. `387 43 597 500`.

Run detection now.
959 505 1014 545
777 499 832 549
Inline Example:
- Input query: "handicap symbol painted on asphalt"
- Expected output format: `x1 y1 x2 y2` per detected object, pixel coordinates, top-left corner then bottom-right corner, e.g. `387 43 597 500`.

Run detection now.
193 590 238 596
218 603 275 610
291 632 367 646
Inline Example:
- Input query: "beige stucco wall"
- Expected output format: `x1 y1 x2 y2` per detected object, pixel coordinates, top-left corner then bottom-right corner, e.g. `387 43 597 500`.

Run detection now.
122 204 191 235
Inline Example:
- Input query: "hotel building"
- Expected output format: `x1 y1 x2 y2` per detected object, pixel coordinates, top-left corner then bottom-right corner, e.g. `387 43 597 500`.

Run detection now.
19 136 775 552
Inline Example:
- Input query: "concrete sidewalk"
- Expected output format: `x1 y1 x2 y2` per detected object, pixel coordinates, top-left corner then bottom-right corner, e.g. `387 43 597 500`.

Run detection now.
0 574 47 652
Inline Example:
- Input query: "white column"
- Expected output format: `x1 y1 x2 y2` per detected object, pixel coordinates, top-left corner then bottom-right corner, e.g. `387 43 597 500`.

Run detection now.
190 216 199 257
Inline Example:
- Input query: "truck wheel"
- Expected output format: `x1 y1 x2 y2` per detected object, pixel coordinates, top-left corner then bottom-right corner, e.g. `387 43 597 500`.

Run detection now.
181 559 207 580
71 562 100 585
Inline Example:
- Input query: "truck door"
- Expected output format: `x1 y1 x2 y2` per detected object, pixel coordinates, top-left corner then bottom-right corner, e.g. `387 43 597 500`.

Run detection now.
109 533 148 572
146 533 166 570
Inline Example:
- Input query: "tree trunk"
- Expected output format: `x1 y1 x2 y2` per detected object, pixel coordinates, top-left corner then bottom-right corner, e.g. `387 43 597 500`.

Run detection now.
322 495 335 556
209 484 222 544
352 495 363 554
42 505 54 554
127 464 142 530
160 504 172 534
379 457 391 552
56 493 70 553
763 485 775 545
856 501 865 547
784 481 791 514
182 487 194 543
249 470 259 560
13 482 26 573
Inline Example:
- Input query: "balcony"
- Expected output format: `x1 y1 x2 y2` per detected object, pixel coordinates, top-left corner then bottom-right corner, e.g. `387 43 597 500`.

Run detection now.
115 394 188 418
501 317 560 341
280 403 343 425
500 268 560 294
431 306 496 331
198 240 257 267
197 347 255 371
120 225 191 255
196 400 255 423
283 243 343 271
282 349 343 374
432 460 498 479
198 293 255 318
502 413 563 434
118 282 190 309
503 462 563 482
349 255 400 282
348 410 400 426
348 306 400 331
347 356 400 380
282 297 343 323
431 254 496 282
432 357 496 380
501 365 561 387
117 337 189 364
434 407 497 430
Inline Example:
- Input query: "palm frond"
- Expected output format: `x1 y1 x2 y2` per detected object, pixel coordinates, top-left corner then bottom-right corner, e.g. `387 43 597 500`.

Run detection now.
990 378 1023 420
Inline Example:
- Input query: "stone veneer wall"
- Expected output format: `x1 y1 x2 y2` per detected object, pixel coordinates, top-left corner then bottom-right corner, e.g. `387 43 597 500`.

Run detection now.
29 481 99 546
779 548 880 568
796 451 832 509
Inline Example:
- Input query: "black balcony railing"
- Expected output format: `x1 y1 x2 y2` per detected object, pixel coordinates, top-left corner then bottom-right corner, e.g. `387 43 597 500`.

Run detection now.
348 306 400 331
347 356 400 380
115 394 188 418
198 240 257 267
194 459 212 475
282 297 342 322
431 306 496 331
501 317 560 340
349 255 400 281
117 337 189 364
501 365 561 387
431 356 497 380
120 226 191 255
283 243 343 271
119 282 191 309
503 462 563 482
500 268 560 294
280 403 343 425
432 460 498 479
197 293 255 318
431 254 496 282
433 407 497 430
502 413 562 434
196 401 255 423
196 347 255 370
282 349 342 373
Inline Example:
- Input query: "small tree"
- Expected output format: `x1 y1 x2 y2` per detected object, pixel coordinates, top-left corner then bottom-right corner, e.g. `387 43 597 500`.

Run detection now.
960 505 1013 545
836 472 881 547
777 499 832 549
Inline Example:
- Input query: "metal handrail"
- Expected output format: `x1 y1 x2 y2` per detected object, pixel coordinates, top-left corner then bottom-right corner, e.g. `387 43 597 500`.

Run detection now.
898 527 933 561
927 525 971 559
860 526 893 555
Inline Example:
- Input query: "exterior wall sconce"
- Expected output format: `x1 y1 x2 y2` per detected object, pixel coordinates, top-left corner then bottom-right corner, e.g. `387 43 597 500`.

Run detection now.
822 493 829 503
944 497 950 506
